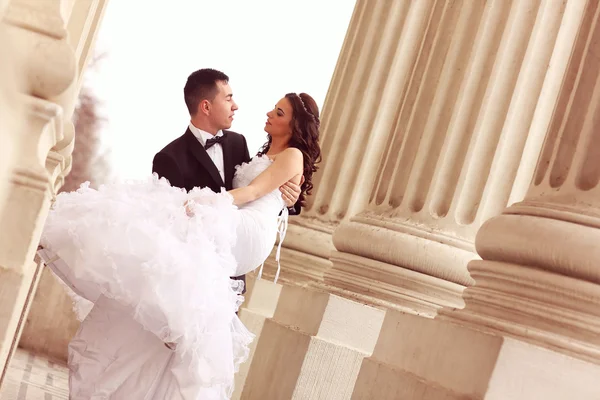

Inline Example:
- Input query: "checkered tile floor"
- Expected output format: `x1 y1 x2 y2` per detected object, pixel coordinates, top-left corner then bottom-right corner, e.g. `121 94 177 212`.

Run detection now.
0 349 68 400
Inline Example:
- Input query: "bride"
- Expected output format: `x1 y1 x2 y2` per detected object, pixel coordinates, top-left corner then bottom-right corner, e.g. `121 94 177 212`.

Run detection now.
38 92 321 399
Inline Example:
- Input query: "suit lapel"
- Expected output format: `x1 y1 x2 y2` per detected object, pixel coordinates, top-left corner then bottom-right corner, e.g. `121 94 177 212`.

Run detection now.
221 130 235 190
184 129 225 188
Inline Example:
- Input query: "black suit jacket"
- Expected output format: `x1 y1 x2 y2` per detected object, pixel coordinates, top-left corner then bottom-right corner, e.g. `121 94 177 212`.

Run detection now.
152 128 250 290
152 128 250 193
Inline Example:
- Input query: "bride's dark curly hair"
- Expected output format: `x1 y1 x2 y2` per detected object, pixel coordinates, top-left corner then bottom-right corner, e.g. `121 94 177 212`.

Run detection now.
258 93 322 208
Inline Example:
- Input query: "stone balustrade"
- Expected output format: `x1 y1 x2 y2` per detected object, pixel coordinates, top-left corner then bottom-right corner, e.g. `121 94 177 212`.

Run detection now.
0 0 107 384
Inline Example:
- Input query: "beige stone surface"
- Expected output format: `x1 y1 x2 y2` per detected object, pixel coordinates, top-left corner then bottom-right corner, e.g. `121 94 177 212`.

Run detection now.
263 0 581 319
239 283 385 400
0 0 108 386
485 338 600 400
18 268 79 362
241 0 600 399
232 276 283 400
0 348 68 400
2 0 600 399
444 0 600 364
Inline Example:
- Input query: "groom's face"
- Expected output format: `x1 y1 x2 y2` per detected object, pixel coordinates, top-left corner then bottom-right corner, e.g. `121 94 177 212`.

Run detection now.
208 80 238 130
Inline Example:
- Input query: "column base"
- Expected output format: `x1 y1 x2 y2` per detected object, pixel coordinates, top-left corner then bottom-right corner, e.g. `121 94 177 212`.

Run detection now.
333 216 476 287
440 211 600 365
324 251 465 317
260 219 335 285
439 260 600 365
264 215 470 316
262 247 332 285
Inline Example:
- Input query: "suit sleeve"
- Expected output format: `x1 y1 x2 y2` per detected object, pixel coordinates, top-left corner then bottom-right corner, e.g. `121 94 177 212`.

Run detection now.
152 152 184 188
288 203 301 216
241 134 252 163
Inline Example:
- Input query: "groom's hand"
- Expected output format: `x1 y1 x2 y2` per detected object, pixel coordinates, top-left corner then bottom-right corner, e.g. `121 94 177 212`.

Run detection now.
280 176 304 208
184 200 195 217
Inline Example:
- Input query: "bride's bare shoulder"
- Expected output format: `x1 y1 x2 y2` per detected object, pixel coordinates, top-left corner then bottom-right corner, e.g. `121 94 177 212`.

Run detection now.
277 147 303 162
268 148 303 175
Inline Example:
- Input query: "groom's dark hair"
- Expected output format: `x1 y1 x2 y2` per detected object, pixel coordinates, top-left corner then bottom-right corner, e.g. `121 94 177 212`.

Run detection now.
184 68 229 116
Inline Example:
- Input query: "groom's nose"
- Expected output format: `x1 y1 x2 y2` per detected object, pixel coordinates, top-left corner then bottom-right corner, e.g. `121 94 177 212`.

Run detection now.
231 101 238 111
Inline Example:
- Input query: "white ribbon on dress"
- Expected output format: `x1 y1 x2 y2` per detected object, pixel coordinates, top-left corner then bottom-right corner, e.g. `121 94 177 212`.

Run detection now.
256 207 289 284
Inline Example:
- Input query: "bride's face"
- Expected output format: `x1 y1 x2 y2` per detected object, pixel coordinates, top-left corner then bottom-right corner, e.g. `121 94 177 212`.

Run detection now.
265 97 293 139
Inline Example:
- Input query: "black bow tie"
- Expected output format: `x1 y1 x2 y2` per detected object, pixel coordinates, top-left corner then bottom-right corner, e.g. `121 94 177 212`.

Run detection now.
204 135 224 150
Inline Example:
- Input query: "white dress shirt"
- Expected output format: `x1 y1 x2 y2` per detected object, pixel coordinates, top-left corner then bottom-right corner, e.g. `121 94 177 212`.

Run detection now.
188 123 225 183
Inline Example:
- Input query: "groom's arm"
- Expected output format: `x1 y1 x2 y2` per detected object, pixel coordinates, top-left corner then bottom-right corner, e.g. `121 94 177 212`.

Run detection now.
152 153 184 188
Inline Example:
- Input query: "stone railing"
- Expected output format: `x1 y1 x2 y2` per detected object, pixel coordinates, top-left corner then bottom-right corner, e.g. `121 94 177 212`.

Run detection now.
0 0 107 385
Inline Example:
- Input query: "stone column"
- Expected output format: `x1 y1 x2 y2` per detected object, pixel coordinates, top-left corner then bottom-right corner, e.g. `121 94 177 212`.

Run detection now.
325 0 576 315
264 0 452 284
0 0 106 382
239 1 600 398
0 5 22 215
0 5 25 377
16 0 109 362
67 0 109 92
443 0 600 364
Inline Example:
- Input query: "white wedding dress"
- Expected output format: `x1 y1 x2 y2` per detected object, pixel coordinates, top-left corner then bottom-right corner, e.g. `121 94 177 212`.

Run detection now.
38 155 287 400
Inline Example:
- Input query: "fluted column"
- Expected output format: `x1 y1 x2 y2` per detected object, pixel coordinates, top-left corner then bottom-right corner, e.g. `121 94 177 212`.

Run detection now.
325 0 580 316
263 0 444 283
0 0 107 383
15 1 108 363
443 0 600 364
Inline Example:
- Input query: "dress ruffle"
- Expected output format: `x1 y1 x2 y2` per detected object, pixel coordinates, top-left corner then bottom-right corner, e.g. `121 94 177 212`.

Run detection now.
40 175 253 398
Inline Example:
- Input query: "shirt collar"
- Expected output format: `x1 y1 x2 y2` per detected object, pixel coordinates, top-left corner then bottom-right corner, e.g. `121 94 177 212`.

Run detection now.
189 123 223 146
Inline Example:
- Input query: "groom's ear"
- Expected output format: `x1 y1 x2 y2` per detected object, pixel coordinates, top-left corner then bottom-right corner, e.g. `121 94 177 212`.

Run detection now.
200 99 210 115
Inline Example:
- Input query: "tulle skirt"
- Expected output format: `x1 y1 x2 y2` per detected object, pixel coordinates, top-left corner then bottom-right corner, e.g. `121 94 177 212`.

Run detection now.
40 175 254 399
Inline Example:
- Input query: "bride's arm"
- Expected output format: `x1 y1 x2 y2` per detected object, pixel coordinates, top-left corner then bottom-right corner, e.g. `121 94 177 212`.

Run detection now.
228 148 303 206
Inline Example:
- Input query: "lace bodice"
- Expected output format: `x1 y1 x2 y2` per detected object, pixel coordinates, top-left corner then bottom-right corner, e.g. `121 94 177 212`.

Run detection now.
233 154 273 186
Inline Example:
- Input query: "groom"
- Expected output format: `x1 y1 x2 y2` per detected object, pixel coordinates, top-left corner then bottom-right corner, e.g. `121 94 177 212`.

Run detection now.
152 68 301 289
